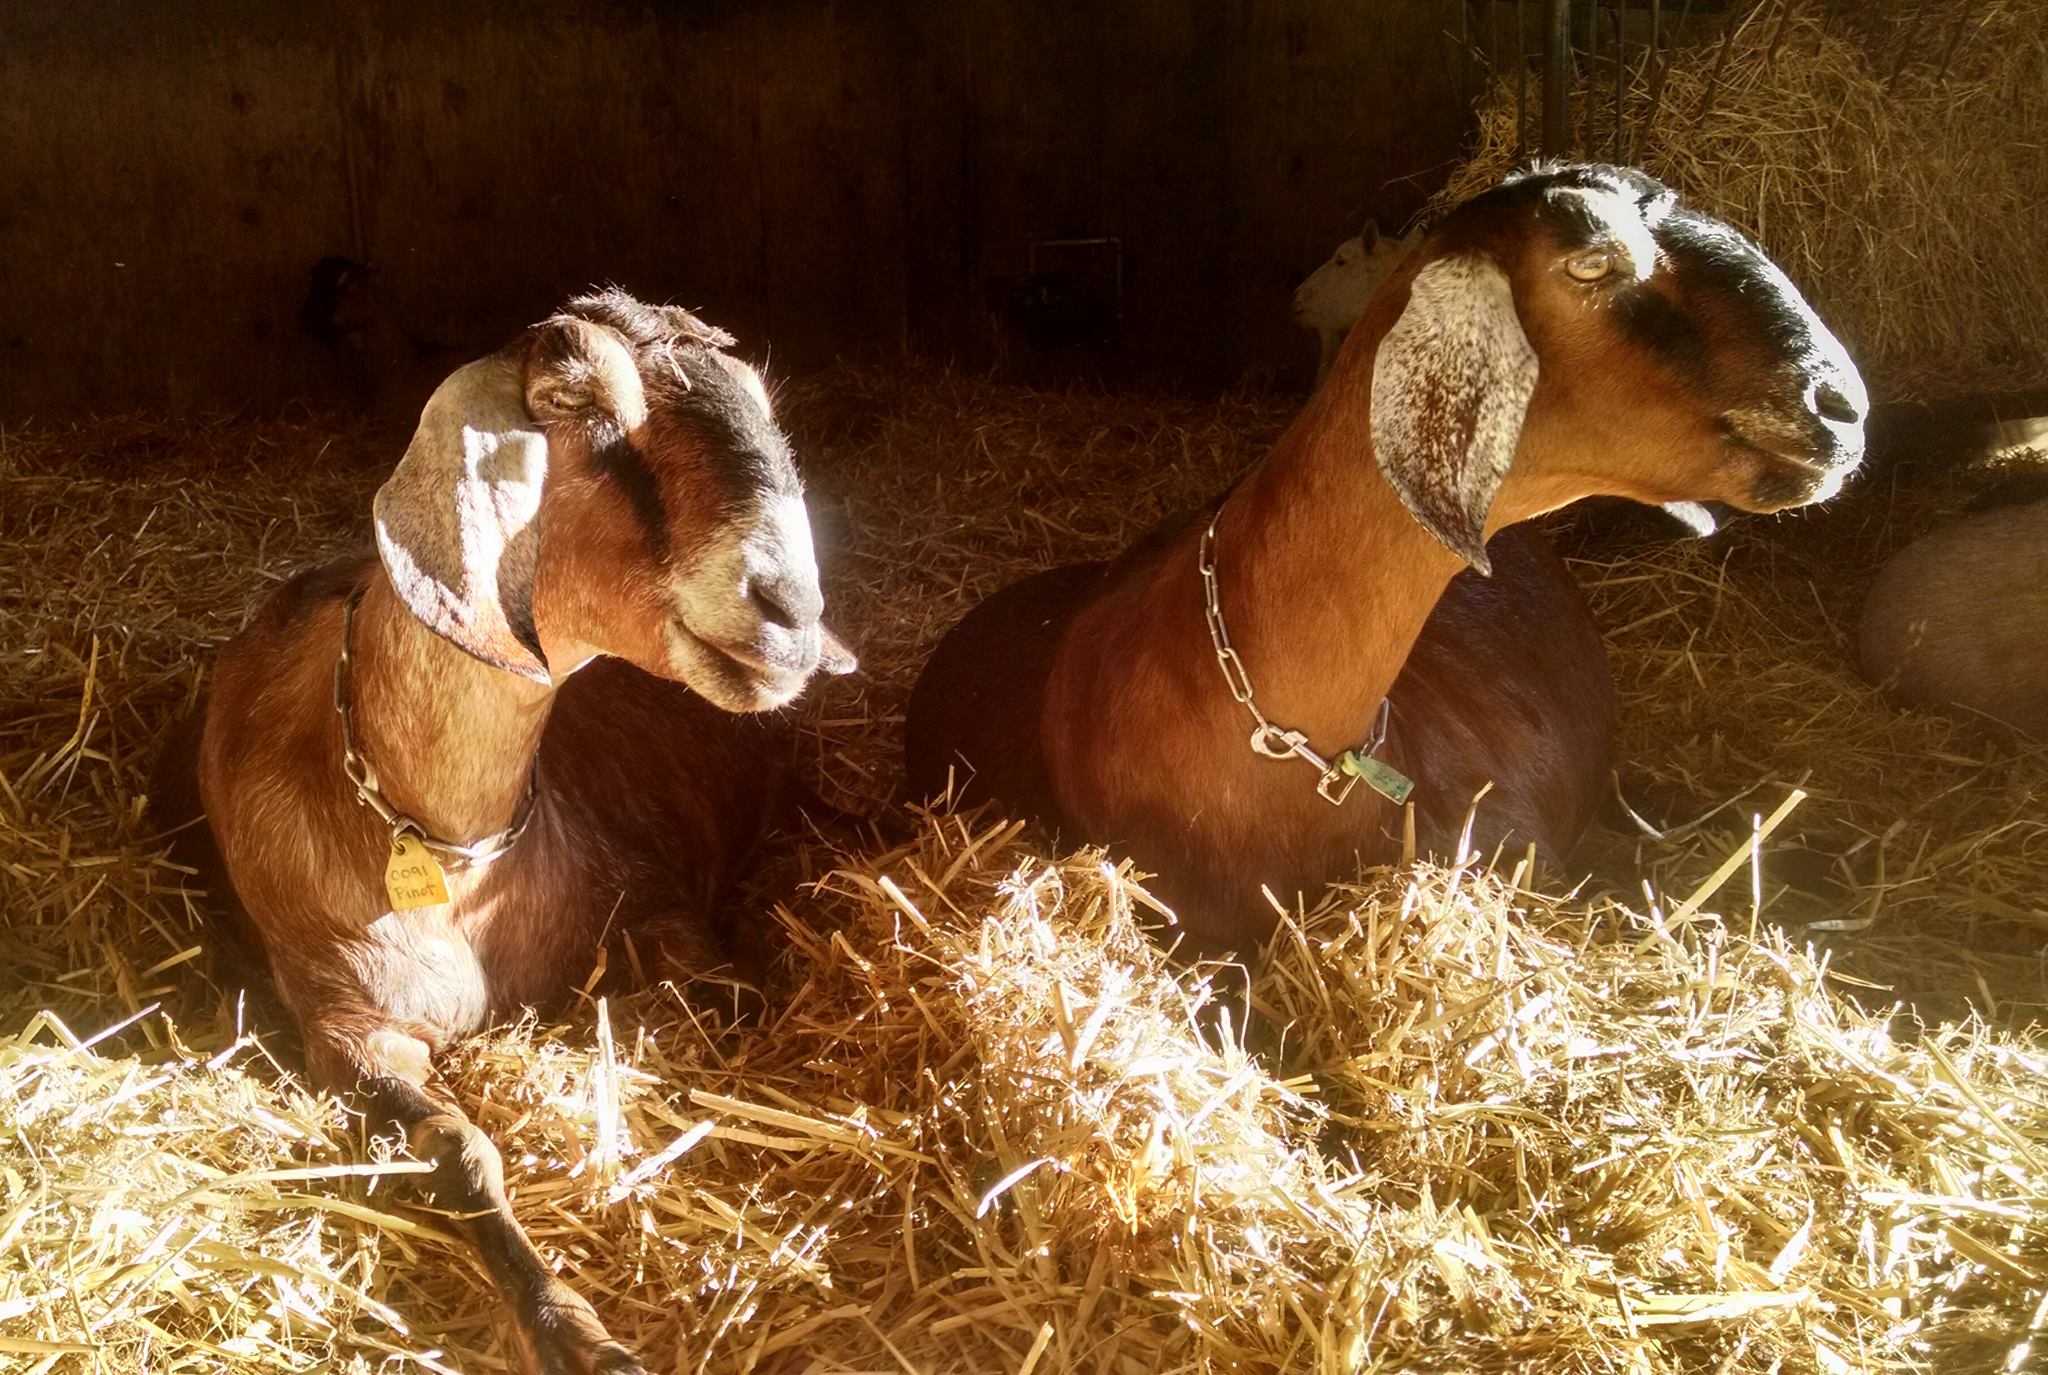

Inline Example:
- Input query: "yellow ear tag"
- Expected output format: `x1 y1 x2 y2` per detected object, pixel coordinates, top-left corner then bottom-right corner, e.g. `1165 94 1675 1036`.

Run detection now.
384 833 450 911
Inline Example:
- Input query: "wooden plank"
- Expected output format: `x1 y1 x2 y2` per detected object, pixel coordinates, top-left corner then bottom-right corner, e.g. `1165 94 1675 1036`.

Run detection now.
0 7 353 413
1223 0 1474 388
750 0 909 368
961 0 1110 379
345 3 773 361
1096 0 1234 386
896 0 980 362
0 0 1481 414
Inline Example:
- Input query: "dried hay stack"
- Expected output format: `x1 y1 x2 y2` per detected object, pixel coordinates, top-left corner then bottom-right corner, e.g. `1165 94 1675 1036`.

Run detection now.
1437 0 2048 403
3 372 2046 1373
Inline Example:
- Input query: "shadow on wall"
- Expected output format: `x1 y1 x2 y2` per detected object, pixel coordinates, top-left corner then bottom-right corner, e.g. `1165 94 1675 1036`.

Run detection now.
296 256 463 433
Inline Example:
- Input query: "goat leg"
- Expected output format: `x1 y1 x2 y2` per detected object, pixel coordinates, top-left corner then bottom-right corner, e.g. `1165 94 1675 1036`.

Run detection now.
313 1027 648 1375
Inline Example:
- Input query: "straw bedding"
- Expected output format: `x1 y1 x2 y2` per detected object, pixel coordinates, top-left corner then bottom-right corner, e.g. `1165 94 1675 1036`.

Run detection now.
1437 0 2048 404
2 369 2045 1374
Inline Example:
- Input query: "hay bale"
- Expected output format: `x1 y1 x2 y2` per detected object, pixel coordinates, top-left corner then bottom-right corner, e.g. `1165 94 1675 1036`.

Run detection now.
1435 0 2048 403
0 1011 440 1372
3 372 2045 1373
7 828 2045 1372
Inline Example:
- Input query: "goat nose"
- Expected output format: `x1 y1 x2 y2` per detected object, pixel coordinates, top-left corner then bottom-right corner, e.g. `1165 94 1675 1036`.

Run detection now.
747 572 823 631
1811 381 1862 426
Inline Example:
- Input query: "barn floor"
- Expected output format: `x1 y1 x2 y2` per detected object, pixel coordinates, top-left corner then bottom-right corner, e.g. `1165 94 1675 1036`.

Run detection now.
1 367 2044 1373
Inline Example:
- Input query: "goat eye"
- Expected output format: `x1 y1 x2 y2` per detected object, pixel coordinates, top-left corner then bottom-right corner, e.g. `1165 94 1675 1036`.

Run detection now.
1566 250 1613 283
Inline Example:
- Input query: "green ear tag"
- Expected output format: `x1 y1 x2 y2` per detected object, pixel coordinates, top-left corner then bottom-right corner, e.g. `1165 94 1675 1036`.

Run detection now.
1342 751 1415 805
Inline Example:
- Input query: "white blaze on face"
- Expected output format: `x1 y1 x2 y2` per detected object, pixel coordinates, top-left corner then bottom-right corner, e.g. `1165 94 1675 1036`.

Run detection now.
670 490 821 642
735 360 773 417
1779 265 1865 419
721 361 819 614
743 491 820 600
1713 222 1860 395
1551 184 1662 283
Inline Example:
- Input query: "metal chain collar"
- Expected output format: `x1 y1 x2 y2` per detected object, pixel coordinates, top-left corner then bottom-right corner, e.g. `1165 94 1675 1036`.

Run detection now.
333 588 538 869
1198 510 1401 808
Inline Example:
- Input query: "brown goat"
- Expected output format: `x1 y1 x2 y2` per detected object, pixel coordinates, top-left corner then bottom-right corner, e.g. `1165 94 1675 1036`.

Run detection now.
905 164 1868 955
153 289 853 1375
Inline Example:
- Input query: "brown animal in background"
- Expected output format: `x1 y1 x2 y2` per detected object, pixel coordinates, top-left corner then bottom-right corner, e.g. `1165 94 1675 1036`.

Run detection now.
153 289 854 1375
1858 486 2048 738
905 164 1867 955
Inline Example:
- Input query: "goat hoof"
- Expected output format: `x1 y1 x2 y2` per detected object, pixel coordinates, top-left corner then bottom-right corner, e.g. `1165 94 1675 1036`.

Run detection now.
520 1333 647 1375
515 1285 646 1375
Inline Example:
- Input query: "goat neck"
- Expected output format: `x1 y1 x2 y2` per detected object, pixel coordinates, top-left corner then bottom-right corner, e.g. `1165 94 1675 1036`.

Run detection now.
1208 328 1533 750
347 575 556 844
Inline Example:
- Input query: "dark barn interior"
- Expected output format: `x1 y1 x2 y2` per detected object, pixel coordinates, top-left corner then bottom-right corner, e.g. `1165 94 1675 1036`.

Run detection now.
3 3 2047 1373
6 0 1484 417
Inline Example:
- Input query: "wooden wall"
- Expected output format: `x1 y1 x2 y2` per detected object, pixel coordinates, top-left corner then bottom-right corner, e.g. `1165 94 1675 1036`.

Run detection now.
0 0 1476 417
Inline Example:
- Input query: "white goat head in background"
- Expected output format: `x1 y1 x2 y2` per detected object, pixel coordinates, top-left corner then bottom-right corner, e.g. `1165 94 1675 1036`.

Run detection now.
1292 219 1424 383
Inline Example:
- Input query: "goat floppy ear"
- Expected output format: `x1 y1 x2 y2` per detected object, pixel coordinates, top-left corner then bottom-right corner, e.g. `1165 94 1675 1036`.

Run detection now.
1369 253 1537 575
373 350 552 682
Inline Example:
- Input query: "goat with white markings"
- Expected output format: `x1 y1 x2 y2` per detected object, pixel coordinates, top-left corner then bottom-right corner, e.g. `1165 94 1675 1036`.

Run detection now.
1292 218 1423 382
907 164 1868 955
153 289 854 1375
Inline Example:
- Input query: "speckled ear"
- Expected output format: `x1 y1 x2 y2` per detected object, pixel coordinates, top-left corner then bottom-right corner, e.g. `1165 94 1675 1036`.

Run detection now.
1369 254 1538 575
372 349 552 682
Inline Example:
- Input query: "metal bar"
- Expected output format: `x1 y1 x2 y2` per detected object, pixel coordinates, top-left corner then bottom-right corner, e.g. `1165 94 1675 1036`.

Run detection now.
1932 0 1982 85
1635 0 1690 161
1581 0 1597 155
1611 0 1625 163
1542 0 1571 156
1586 0 1598 85
1517 0 1529 157
1695 0 1762 128
332 37 368 267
